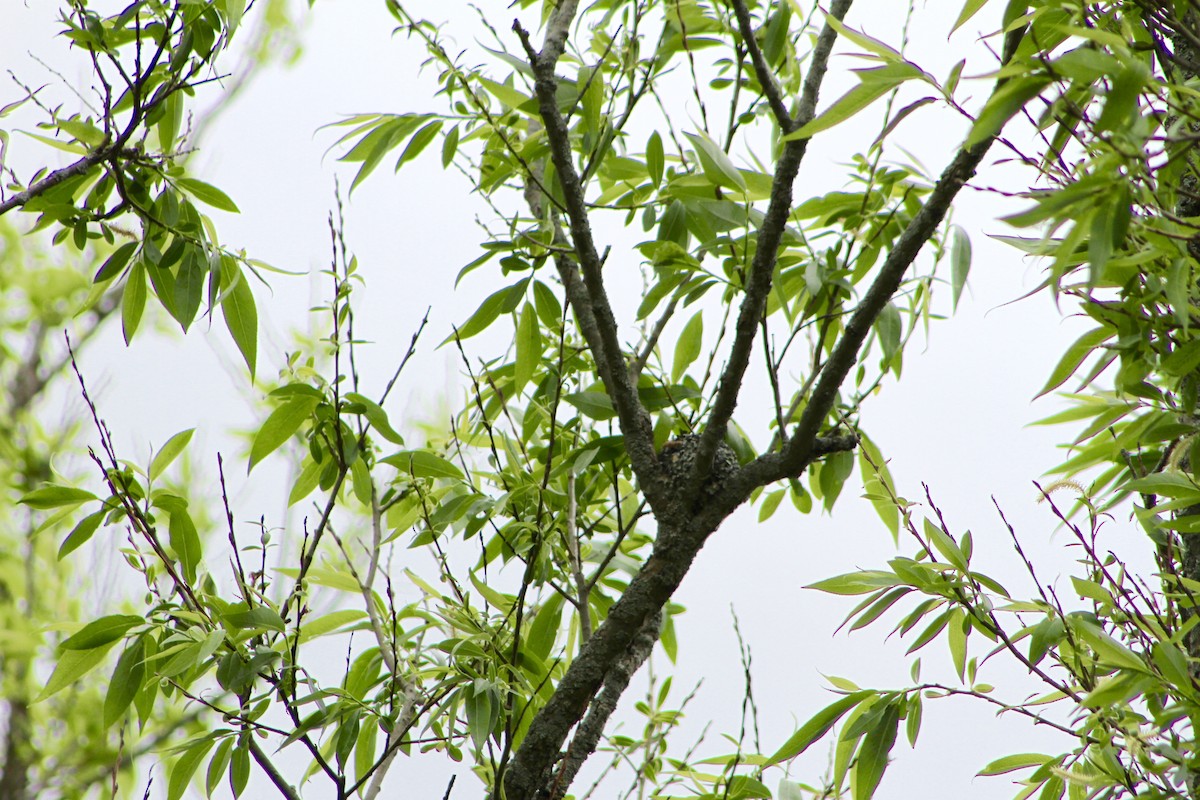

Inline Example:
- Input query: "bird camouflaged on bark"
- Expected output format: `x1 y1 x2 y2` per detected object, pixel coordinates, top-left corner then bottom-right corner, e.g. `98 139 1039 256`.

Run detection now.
659 433 739 496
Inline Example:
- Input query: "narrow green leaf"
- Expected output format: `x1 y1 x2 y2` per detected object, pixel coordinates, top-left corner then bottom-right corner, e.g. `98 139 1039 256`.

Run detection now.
104 636 147 727
766 691 873 765
1036 327 1111 398
978 753 1052 777
647 131 664 187
36 642 117 701
248 396 321 471
169 738 216 800
950 225 971 309
563 390 617 420
61 614 144 650
206 738 234 798
381 450 465 480
20 485 97 510
343 392 404 445
514 301 540 392
95 241 137 282
684 131 746 192
672 310 704 381
229 736 250 797
951 0 992 34
788 68 914 140
220 259 258 377
966 75 1053 148
852 701 899 800
122 260 147 344
169 506 202 583
395 119 443 170
59 509 105 559
442 124 460 168
222 605 287 633
176 178 240 213
150 429 196 481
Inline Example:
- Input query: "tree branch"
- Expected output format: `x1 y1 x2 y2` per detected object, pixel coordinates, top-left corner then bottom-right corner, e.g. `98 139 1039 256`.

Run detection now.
513 23 664 509
691 0 853 501
729 0 792 127
777 139 994 477
548 610 663 800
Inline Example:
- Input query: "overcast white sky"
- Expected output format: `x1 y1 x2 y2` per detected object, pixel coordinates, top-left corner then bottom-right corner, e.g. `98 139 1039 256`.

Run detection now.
1 2 1118 798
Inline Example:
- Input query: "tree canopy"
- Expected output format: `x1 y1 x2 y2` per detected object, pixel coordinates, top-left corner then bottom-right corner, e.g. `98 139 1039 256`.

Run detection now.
3 1 1200 800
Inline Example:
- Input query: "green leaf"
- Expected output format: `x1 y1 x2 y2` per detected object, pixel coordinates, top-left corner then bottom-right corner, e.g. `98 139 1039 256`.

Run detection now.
20 485 97 510
978 753 1052 777
951 0 992 34
514 301 541 392
169 738 216 800
176 178 240 213
223 605 287 633
395 119 443 171
672 309 704 382
173 248 205 331
759 488 785 522
248 396 321 471
207 738 234 798
297 609 368 643
59 509 105 559
95 241 137 282
789 65 920 140
36 641 117 701
442 124 460 167
168 505 202 583
766 691 873 765
61 614 144 650
924 519 967 571
220 259 258 377
526 594 564 661
853 700 898 800
564 390 616 420
229 736 250 797
875 302 901 364
647 131 664 187
1036 327 1111 398
950 225 971 309
684 131 746 192
104 636 147 727
343 392 404 444
807 571 901 596
288 459 322 506
450 279 529 342
122 260 147 344
150 429 196 481
966 75 1053 148
382 450 465 480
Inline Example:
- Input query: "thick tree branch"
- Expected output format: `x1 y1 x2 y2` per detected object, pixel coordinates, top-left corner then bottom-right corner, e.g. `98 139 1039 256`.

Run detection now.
547 610 663 800
514 23 663 508
501 519 706 800
691 0 853 500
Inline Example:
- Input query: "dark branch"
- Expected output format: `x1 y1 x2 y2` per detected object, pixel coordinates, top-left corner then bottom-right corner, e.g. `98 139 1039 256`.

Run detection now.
513 23 663 508
729 0 792 127
691 0 853 502
547 610 663 800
